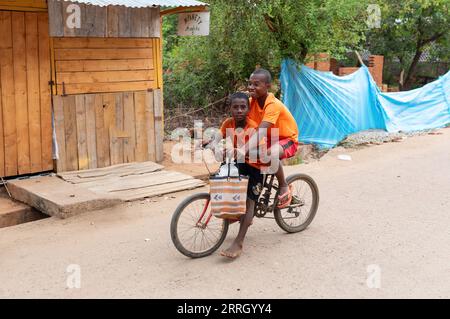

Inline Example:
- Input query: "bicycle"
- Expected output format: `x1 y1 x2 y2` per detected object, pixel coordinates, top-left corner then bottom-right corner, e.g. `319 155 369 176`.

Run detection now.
170 162 319 258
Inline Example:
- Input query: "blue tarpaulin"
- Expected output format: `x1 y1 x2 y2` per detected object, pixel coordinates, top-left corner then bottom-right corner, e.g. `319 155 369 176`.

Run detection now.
280 59 450 148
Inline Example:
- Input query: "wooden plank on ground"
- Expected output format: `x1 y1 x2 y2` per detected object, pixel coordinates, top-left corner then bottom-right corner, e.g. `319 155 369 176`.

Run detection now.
134 91 148 162
123 92 135 163
84 94 97 169
57 161 163 180
60 165 165 186
153 89 164 162
54 48 153 60
0 11 17 176
145 91 156 162
87 171 195 193
75 95 88 170
52 38 153 49
95 94 109 168
60 81 156 95
12 12 30 175
53 96 66 172
57 70 155 84
56 59 154 72
113 179 205 201
38 13 53 171
25 12 42 173
62 95 78 171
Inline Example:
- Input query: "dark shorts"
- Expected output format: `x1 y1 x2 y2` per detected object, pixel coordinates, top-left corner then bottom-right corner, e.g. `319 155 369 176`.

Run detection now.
237 163 263 201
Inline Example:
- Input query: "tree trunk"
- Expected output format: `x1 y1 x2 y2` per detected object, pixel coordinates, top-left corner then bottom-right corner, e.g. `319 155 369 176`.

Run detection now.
401 48 423 90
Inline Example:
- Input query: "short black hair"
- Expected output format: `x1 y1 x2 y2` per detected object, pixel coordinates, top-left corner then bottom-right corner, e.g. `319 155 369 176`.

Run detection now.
251 68 272 83
229 92 249 107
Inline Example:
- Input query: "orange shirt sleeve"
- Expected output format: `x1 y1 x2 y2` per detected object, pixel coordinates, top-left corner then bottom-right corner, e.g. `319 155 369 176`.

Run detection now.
220 118 233 138
262 102 281 125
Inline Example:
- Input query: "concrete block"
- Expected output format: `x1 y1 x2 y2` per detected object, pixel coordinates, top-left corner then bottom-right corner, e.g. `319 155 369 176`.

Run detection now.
8 176 122 219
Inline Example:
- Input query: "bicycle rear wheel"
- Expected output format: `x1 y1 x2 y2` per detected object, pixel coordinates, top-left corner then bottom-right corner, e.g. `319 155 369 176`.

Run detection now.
274 174 319 233
170 193 229 258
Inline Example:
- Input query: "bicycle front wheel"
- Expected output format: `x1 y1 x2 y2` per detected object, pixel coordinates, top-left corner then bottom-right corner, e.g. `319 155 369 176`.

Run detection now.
274 174 319 233
170 193 229 258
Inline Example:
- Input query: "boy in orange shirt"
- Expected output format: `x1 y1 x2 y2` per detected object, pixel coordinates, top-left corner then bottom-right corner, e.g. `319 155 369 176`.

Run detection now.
245 68 299 208
204 92 262 259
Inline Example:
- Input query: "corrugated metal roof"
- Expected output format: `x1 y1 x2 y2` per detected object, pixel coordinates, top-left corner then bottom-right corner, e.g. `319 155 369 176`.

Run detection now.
55 0 208 8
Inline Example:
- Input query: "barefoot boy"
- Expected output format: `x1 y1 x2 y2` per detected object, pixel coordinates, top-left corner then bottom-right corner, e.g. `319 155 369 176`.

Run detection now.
205 92 262 259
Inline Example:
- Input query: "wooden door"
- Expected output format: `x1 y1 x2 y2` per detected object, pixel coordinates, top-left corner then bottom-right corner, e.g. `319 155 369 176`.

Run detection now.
0 11 52 177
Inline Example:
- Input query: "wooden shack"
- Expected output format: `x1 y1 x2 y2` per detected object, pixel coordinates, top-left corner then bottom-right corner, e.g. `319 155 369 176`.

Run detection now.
0 0 207 177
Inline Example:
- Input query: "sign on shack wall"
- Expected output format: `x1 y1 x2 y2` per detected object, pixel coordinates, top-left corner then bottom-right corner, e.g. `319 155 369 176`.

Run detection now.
177 12 210 36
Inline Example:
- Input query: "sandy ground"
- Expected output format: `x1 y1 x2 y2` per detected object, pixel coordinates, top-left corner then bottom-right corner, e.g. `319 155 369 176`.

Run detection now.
1 128 449 298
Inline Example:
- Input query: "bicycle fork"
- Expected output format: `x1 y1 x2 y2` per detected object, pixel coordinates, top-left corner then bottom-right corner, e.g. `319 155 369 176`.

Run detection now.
196 199 213 229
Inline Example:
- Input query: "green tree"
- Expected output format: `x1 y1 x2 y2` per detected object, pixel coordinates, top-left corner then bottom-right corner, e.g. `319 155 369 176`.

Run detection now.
163 0 370 109
366 0 449 90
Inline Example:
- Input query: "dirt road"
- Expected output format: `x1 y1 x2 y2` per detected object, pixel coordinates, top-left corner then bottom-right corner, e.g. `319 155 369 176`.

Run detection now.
1 129 449 298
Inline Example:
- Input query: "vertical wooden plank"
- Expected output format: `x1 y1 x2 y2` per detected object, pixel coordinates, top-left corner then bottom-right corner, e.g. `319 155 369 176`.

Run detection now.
107 6 119 37
85 94 97 169
118 7 131 37
12 12 31 175
103 93 116 166
53 95 66 172
0 11 17 176
94 6 107 37
109 93 123 165
62 1 76 37
74 3 87 37
0 70 3 177
38 13 53 171
134 91 147 162
153 89 164 162
140 8 149 38
116 93 124 164
49 37 57 96
63 95 78 171
123 92 135 163
26 12 42 173
149 7 161 38
75 95 88 170
0 74 3 177
47 0 64 37
130 8 142 38
145 91 156 162
95 94 108 168
0 11 10 177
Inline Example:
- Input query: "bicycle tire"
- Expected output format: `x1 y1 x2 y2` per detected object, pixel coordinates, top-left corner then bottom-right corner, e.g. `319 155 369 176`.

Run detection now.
274 174 319 233
170 192 229 258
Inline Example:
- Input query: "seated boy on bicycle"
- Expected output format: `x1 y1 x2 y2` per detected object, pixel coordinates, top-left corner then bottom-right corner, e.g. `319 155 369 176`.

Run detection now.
203 92 263 259
245 68 299 209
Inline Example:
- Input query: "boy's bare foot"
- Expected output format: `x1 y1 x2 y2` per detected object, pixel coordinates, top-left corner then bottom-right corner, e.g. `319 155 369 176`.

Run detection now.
220 242 243 259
